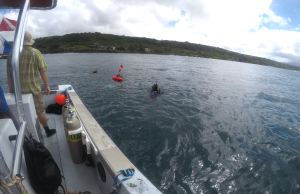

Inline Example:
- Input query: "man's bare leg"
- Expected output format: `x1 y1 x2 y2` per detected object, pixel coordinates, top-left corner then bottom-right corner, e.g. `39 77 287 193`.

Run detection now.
38 114 56 137
38 114 48 127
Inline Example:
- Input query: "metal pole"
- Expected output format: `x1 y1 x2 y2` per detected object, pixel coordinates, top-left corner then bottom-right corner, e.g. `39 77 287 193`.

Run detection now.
10 0 30 178
11 122 27 176
11 0 29 125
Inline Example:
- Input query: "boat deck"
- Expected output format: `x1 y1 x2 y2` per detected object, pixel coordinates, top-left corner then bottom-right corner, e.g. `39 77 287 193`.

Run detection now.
43 113 99 194
3 90 162 194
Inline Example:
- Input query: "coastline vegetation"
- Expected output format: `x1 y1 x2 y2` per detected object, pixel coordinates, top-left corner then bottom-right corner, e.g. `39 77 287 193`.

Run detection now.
32 32 300 71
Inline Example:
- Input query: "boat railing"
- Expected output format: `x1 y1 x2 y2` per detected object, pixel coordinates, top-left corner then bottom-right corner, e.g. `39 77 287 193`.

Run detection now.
9 0 30 187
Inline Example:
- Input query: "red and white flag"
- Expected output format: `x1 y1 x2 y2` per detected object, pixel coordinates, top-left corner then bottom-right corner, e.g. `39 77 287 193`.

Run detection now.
0 16 17 31
119 64 123 72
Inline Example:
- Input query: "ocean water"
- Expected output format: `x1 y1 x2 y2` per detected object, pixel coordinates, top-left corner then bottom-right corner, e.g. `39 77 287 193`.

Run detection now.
1 53 300 194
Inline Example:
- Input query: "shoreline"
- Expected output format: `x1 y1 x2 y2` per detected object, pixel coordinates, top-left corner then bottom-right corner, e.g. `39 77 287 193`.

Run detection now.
41 51 300 72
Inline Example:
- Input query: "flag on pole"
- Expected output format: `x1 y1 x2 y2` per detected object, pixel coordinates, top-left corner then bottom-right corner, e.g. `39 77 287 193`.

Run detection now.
119 64 123 72
0 34 12 54
0 16 17 31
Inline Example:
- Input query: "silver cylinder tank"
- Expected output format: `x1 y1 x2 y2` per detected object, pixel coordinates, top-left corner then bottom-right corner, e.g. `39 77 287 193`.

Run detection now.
65 114 85 164
63 109 70 128
62 99 70 114
63 107 75 127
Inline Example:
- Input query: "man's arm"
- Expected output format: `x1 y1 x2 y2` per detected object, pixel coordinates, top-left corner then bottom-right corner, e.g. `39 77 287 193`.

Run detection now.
7 74 14 93
39 70 50 95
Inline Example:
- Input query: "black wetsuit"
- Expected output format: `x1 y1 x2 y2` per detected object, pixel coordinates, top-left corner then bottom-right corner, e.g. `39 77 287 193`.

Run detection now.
151 84 158 92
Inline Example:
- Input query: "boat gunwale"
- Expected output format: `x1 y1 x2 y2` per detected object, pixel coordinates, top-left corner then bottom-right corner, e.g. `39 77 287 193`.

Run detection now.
65 88 136 178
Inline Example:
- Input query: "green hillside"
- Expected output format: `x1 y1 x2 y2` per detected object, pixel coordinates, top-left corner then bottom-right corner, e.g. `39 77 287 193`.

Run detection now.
33 32 300 71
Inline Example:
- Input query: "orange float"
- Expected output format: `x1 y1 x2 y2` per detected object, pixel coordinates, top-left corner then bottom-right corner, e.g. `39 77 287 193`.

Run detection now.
56 94 66 105
112 76 123 81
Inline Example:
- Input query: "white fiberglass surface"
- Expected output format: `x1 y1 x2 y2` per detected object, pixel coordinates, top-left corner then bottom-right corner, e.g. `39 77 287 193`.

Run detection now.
43 114 99 193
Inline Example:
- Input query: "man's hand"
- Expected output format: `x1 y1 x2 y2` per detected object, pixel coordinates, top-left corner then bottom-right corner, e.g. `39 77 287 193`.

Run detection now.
44 86 50 96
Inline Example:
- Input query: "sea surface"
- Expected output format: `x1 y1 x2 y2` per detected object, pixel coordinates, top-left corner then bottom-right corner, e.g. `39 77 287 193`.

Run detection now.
1 53 300 194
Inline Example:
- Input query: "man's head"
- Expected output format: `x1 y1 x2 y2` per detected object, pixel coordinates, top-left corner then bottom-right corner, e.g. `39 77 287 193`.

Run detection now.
152 83 158 90
23 31 35 46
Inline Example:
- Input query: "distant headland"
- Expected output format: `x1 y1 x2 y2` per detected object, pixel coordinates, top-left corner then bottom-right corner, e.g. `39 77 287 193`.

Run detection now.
29 32 300 72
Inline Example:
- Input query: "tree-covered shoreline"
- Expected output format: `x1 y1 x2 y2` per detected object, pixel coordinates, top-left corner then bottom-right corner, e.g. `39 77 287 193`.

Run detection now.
32 32 300 71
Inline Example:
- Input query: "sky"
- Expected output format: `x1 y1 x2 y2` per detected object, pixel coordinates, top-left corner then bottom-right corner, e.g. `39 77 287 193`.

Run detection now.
1 0 300 66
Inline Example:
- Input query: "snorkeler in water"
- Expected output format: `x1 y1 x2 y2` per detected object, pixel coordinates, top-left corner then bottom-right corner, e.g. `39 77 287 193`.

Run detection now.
150 83 161 93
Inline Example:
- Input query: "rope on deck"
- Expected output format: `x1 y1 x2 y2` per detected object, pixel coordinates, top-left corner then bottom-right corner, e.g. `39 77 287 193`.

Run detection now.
1 174 28 194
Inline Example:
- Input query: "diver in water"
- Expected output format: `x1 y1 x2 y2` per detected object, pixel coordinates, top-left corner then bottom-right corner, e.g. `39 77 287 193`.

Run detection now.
116 73 122 77
151 83 158 91
151 83 160 93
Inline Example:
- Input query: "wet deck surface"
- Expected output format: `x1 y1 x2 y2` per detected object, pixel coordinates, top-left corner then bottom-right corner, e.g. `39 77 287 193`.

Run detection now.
43 114 99 194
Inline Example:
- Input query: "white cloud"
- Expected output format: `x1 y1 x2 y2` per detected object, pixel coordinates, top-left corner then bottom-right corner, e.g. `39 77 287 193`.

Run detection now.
1 0 300 64
261 10 290 27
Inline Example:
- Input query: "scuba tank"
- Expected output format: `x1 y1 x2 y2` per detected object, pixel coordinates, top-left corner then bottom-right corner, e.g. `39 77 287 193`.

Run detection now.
65 111 85 164
62 99 70 114
63 104 75 127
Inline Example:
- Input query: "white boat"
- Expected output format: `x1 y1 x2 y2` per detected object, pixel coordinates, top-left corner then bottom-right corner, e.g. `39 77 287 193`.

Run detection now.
0 1 161 193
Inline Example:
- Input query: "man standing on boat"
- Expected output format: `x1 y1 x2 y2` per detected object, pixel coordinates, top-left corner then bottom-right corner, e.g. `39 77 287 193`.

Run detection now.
6 31 56 137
